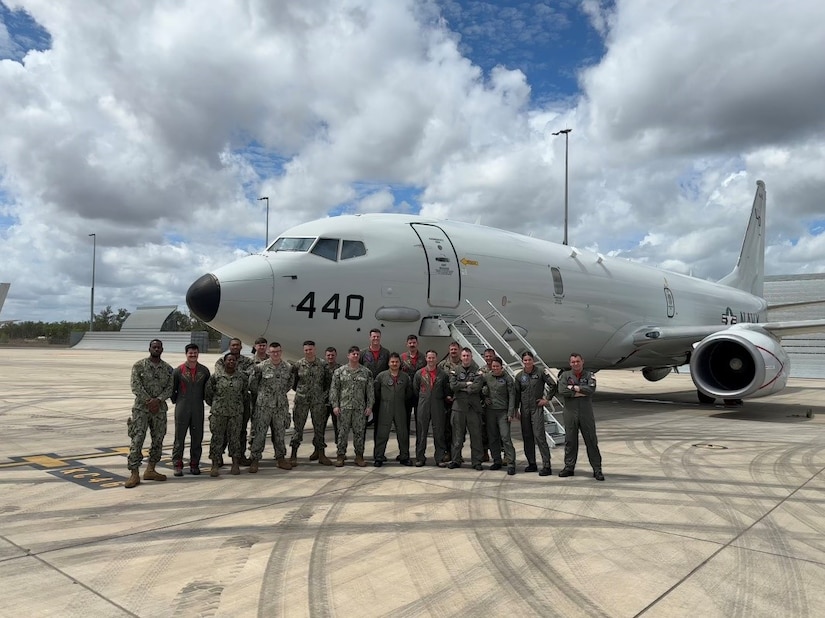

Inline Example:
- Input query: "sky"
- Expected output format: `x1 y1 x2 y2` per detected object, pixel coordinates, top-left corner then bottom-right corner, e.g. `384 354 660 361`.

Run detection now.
1 0 824 322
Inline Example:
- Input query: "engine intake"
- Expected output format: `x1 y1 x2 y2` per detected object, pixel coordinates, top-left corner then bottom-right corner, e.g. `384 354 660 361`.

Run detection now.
689 328 789 399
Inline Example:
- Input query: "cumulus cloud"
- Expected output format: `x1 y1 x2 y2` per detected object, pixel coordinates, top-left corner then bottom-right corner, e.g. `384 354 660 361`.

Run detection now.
0 0 824 322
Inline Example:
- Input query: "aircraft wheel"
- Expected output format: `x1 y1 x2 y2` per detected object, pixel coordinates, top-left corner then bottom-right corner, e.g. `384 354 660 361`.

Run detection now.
697 390 715 404
723 398 744 407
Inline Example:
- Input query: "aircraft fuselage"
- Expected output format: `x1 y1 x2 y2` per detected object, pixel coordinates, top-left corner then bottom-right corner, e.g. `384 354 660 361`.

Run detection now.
187 214 766 370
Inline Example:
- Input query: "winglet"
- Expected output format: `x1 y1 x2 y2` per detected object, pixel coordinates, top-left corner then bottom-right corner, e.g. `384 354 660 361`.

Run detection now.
0 283 9 315
718 181 766 297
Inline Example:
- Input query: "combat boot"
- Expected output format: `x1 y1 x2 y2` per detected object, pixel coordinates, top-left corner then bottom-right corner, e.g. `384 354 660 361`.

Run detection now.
189 461 201 475
124 468 141 489
335 455 345 467
354 454 367 467
249 459 259 473
289 445 299 467
317 451 333 466
230 457 241 475
276 457 292 470
144 462 167 481
173 460 184 477
309 448 320 461
210 460 220 477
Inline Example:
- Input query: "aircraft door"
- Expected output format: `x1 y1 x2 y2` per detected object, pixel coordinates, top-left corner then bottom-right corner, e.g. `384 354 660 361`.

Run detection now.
410 223 461 308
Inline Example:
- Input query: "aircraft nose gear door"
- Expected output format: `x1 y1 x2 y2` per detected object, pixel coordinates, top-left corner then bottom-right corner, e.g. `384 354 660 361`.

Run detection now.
411 223 461 308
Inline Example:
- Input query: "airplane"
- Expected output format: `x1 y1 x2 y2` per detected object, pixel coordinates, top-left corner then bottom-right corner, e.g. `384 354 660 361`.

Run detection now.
186 181 825 404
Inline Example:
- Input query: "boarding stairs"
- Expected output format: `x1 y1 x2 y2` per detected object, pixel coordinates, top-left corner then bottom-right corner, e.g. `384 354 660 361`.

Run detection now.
446 300 565 446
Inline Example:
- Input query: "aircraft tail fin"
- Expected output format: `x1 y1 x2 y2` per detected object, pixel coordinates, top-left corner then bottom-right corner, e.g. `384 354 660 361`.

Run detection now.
0 283 9 315
718 181 766 297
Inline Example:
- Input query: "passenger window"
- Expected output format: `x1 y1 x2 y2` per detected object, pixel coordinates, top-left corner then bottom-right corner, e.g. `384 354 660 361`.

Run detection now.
341 240 366 260
551 267 564 297
311 238 339 261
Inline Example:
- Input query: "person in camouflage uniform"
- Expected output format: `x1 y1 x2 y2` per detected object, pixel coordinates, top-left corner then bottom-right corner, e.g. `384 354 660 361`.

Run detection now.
448 348 485 470
373 352 413 466
514 351 558 477
329 346 375 467
481 356 517 474
125 339 174 489
170 343 210 477
323 347 341 444
248 342 293 473
214 337 256 465
205 353 249 476
289 340 332 466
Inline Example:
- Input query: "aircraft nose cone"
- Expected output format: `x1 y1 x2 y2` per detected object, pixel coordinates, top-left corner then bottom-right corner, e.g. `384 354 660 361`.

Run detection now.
186 273 220 322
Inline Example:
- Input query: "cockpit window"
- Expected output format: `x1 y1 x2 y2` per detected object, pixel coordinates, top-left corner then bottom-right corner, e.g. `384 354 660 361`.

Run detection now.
311 238 339 261
341 240 366 260
269 237 315 252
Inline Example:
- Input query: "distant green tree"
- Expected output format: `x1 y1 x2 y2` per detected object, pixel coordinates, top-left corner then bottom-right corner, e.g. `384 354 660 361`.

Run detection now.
92 306 131 331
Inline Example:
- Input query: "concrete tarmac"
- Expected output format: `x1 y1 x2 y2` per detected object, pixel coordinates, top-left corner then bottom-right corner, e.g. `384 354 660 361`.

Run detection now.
1 348 824 617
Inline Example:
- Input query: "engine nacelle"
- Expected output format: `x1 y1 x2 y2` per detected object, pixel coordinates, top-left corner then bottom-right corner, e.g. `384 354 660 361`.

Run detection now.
642 366 672 382
689 328 789 399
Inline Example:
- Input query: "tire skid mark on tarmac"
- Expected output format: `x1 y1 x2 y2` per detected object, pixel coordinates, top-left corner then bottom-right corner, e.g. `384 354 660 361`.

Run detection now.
637 438 803 616
258 475 350 618
496 476 609 616
463 474 553 614
171 534 260 617
392 489 471 617
306 474 370 618
388 478 511 617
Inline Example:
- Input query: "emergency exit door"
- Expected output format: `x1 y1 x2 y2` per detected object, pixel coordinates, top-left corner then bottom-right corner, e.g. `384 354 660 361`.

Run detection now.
411 223 461 308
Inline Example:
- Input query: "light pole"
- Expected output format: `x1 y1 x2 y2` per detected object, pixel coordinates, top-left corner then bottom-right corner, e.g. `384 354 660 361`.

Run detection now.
258 196 270 247
552 129 571 245
88 233 96 331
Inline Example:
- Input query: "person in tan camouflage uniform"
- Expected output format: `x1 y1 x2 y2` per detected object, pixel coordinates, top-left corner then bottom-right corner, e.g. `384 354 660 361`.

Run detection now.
248 342 293 473
205 353 249 476
323 347 341 444
125 339 174 489
289 340 332 466
329 346 375 467
214 337 256 465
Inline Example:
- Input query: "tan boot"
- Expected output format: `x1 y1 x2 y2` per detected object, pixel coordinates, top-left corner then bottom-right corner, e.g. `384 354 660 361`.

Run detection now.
317 451 333 466
210 461 220 477
309 448 320 461
289 445 298 467
355 454 367 467
143 462 167 482
335 455 345 467
249 459 259 473
230 457 241 475
124 468 141 489
276 457 292 470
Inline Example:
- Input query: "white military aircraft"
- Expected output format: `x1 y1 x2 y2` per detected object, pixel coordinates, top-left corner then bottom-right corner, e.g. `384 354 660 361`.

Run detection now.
186 181 825 403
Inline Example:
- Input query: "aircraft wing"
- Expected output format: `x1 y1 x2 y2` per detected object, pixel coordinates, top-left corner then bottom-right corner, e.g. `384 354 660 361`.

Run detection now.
632 319 825 354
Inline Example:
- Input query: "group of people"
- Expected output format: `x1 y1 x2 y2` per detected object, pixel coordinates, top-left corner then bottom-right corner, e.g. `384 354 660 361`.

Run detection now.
124 329 604 488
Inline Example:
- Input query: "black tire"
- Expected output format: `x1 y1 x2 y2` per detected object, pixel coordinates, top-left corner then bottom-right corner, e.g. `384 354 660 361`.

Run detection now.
697 390 715 404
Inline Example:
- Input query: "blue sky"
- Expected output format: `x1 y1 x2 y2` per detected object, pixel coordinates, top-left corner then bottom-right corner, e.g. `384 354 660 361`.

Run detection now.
1 0 824 321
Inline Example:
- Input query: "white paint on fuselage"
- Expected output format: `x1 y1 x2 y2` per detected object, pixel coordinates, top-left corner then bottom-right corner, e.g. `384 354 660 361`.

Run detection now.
206 214 766 369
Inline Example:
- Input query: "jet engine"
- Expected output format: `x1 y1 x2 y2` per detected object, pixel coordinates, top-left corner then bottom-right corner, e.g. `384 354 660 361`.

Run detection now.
689 328 789 399
642 366 672 382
